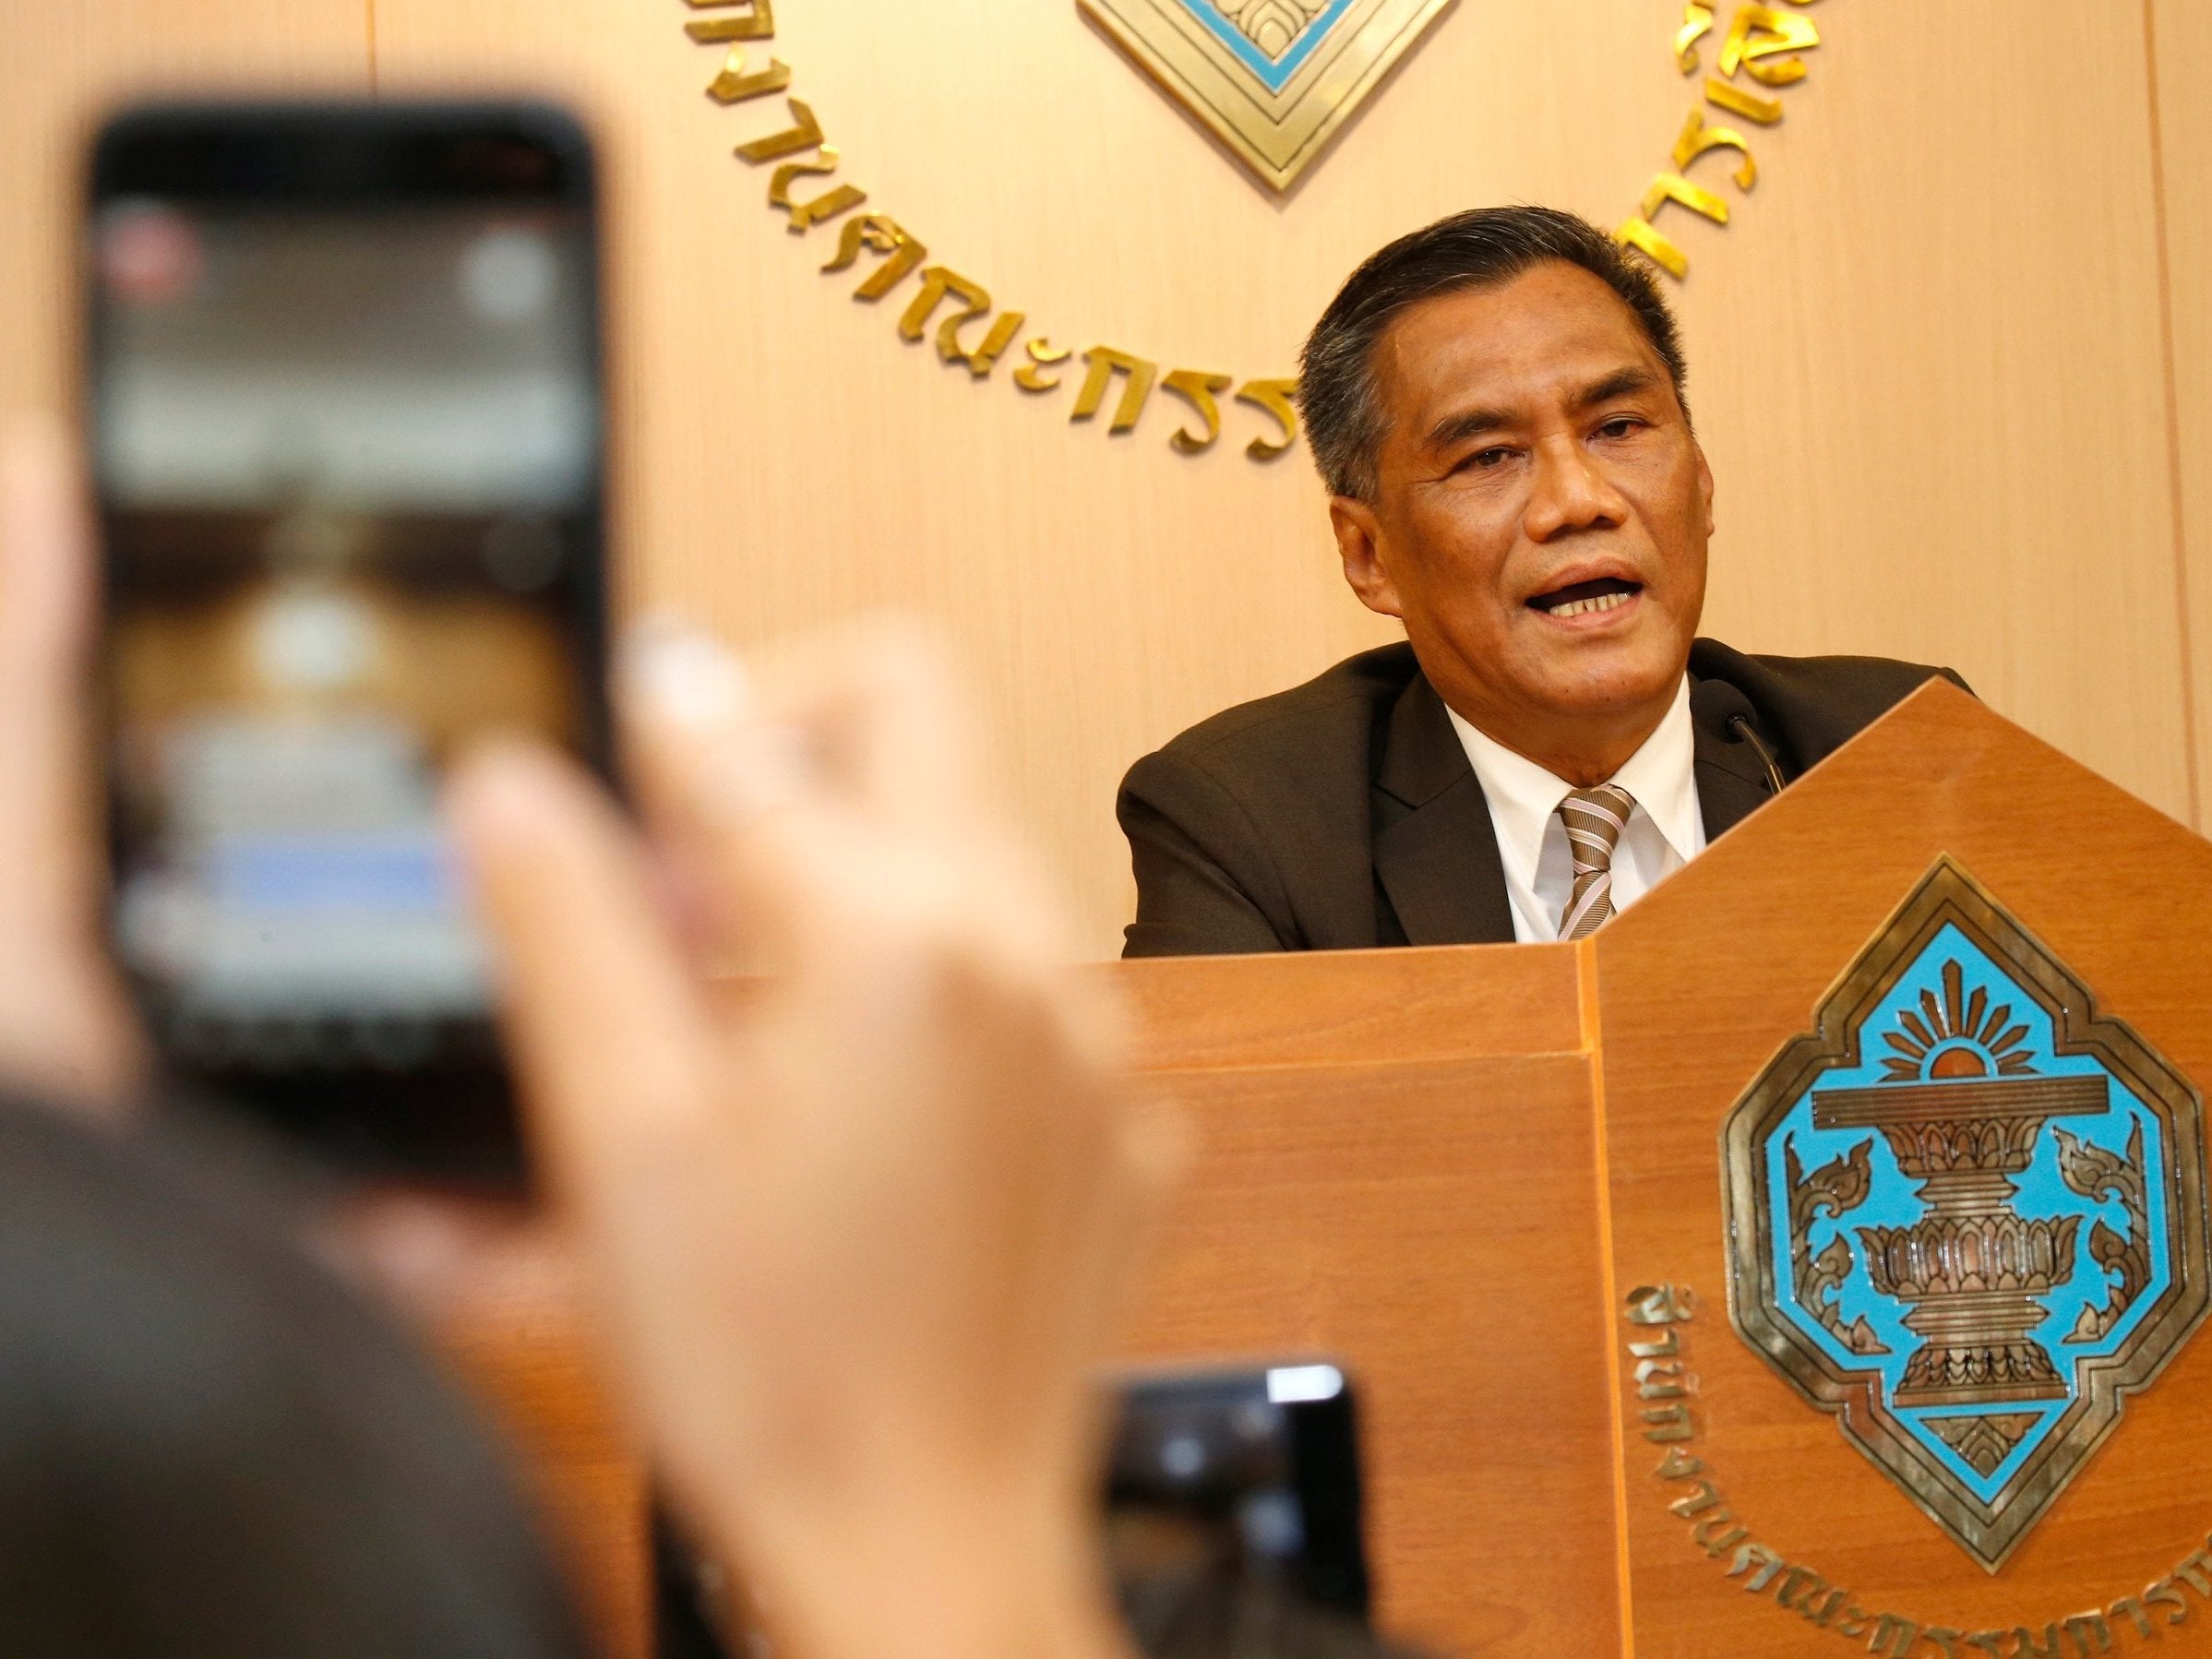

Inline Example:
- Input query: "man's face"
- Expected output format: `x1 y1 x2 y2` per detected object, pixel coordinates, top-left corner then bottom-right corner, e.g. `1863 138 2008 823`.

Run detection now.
1330 260 1713 772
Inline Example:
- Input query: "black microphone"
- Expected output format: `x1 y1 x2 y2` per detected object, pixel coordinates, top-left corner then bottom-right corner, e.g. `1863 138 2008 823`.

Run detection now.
1691 680 1788 796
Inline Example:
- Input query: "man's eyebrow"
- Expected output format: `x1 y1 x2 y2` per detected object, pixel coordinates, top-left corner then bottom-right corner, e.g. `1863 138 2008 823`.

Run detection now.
1421 367 1665 454
1572 366 1660 410
1424 405 1515 453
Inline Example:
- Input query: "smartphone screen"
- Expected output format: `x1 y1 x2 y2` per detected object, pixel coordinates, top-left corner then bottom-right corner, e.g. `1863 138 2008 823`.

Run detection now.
86 105 605 1178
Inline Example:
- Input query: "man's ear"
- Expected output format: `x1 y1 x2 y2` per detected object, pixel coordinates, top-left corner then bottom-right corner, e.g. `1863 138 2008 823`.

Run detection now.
1330 496 1405 619
1694 440 1715 538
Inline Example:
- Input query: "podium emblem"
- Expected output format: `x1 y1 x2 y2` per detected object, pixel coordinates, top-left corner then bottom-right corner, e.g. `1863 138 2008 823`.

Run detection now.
1722 858 2212 1569
1077 0 1456 190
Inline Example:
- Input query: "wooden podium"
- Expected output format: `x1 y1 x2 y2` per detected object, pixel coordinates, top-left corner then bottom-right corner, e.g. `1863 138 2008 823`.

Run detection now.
450 681 2212 1659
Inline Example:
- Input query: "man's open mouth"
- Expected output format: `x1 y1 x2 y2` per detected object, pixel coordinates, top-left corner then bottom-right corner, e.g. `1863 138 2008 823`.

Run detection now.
1527 577 1642 619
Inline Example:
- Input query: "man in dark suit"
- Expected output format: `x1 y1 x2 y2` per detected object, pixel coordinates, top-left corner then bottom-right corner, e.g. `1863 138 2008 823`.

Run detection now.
1118 207 1962 957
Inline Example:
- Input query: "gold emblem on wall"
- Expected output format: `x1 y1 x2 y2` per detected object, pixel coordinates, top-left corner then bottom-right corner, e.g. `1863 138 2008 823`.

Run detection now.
1076 0 1457 191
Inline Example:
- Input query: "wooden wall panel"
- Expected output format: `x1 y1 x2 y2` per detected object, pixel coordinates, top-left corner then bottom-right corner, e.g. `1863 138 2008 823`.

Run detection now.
0 3 372 421
1679 1 2194 829
7 1 2205 957
2149 0 2212 825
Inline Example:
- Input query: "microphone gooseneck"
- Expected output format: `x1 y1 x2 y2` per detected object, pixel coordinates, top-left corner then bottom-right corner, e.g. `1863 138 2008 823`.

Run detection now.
1727 714 1788 797
1690 680 1788 796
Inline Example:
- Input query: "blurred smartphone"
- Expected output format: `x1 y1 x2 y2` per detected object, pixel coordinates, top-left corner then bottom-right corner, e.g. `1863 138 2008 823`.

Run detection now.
654 1360 1377 1658
1106 1362 1372 1632
84 101 607 1182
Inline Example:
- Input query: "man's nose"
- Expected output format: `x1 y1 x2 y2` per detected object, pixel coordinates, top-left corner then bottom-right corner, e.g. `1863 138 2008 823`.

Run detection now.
1524 436 1628 542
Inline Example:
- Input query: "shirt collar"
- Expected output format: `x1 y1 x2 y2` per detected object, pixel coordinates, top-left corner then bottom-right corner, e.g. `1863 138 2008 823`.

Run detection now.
1445 676 1702 872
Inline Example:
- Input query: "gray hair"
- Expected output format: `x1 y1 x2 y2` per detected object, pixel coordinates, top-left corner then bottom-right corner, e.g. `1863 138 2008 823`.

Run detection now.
1297 206 1691 499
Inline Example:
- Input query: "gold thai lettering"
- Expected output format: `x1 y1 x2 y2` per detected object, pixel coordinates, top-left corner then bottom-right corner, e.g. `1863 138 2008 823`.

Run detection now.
1628 1327 1680 1358
1919 1629 1965 1659
1803 1588 1852 1628
1071 348 1157 433
2009 1627 2063 1659
1771 1564 1825 1612
1161 370 1234 454
2062 1612 2112 1654
1833 1605 1871 1641
1674 2 1714 72
820 215 927 301
1639 1401 1693 1443
1705 77 1783 123
1626 1283 1695 1325
1616 172 1730 280
1634 1355 1686 1398
895 268 1023 377
1724 1541 1786 1593
2172 1547 2212 1596
1866 1613 1919 1655
1671 107 1756 191
2107 1598 2151 1639
2144 1578 2190 1625
1653 1444 1702 1480
1642 171 1729 226
1665 1481 1722 1519
1616 217 1688 280
1717 3 1820 87
1962 1634 2005 1658
735 98 826 164
706 45 791 103
1691 1516 1747 1557
685 0 773 44
1235 379 1300 460
769 150 866 233
1014 338 1071 394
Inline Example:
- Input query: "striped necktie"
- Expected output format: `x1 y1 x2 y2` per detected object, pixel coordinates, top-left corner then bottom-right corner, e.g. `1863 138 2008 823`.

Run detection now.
1557 784 1636 941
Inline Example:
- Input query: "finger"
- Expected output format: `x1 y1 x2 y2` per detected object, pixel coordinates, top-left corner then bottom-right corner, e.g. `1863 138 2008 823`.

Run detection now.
745 615 992 839
0 418 97 931
616 617 816 972
0 416 141 1106
621 620 1065 976
0 416 92 685
444 739 712 1208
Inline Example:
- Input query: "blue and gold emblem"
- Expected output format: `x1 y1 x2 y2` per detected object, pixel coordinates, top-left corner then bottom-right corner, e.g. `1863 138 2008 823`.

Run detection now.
1078 0 1456 190
1723 858 2212 1570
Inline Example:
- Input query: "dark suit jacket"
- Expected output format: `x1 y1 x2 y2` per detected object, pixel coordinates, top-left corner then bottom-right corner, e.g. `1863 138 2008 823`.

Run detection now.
1118 639 1965 957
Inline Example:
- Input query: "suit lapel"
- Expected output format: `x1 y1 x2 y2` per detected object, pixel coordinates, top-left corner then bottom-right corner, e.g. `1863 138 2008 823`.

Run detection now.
1371 673 1517 946
1692 676 1778 842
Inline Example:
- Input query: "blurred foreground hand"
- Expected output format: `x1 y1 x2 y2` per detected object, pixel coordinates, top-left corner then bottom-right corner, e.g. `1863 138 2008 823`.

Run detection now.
0 421 144 1109
448 620 1175 1659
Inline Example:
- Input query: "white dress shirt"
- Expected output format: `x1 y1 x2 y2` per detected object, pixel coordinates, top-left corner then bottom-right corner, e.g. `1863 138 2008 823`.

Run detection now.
1445 678 1706 943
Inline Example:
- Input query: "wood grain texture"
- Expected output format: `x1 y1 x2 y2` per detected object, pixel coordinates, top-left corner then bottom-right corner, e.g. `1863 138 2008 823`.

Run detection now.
425 1224 652 1659
0 3 372 423
1594 681 2212 1652
355 0 2201 954
1121 1049 1619 1656
1106 939 1582 1071
2149 0 2212 827
1677 0 2194 829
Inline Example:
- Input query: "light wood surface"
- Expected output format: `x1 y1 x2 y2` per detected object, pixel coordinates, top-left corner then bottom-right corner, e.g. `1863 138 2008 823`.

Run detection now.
2150 0 2212 818
7 1 2211 956
1102 938 1580 1071
1119 1048 1620 1656
0 3 371 420
1596 680 2212 1650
